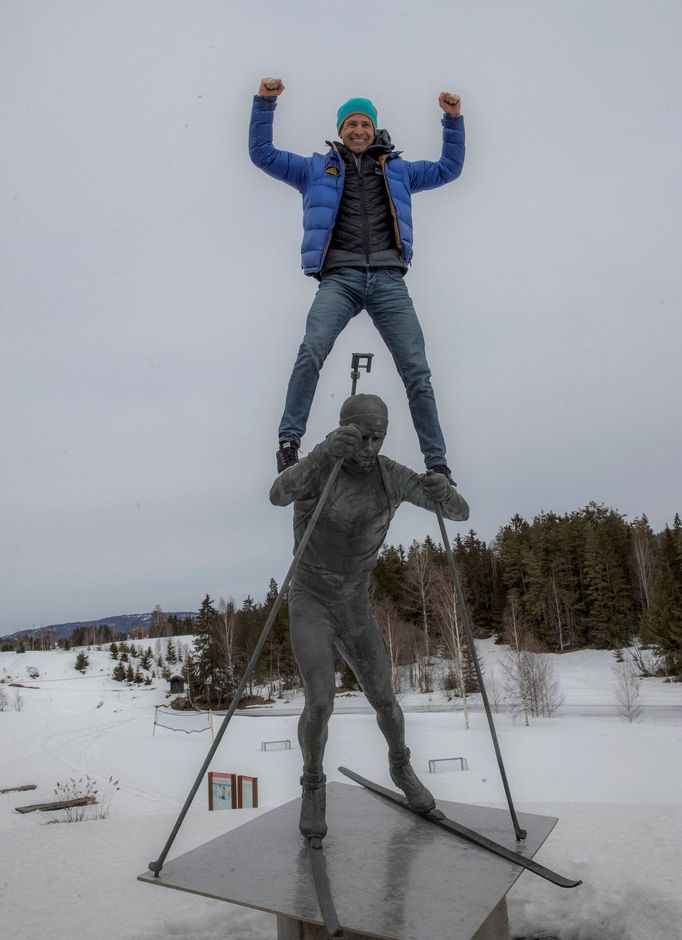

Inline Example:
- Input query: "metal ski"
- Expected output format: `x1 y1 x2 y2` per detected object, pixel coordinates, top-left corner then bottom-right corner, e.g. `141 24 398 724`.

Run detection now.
307 837 344 937
338 767 581 890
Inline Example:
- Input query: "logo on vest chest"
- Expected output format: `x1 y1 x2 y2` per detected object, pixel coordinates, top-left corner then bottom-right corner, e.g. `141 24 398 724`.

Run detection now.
324 165 340 176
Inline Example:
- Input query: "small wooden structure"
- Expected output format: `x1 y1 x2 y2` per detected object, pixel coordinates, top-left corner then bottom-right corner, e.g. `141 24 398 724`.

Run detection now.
16 796 96 815
0 784 37 794
169 674 185 694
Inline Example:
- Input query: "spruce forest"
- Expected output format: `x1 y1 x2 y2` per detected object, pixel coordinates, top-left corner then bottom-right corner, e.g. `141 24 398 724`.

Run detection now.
163 504 682 708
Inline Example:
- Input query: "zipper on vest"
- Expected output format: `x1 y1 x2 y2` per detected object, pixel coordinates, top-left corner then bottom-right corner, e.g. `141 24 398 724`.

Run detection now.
354 154 372 265
378 155 403 254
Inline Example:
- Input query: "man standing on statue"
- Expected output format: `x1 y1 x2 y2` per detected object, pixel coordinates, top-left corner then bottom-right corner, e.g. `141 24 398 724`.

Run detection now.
270 394 469 841
250 78 465 482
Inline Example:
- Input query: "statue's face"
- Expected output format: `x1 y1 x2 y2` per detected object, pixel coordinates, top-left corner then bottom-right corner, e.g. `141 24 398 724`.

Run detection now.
345 421 386 473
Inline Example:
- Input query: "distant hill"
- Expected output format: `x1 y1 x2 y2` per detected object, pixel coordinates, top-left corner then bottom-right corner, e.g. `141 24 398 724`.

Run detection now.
2 612 197 645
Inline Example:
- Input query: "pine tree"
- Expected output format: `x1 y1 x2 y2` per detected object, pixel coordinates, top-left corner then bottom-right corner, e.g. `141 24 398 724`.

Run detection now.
236 596 262 696
109 641 119 660
373 544 406 605
74 651 89 673
125 663 135 683
581 505 634 647
261 579 291 699
642 527 682 677
672 514 682 570
166 639 177 664
112 662 126 682
193 594 233 705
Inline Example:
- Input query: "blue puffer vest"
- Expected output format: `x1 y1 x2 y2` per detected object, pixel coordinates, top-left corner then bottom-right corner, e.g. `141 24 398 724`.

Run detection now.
249 96 465 276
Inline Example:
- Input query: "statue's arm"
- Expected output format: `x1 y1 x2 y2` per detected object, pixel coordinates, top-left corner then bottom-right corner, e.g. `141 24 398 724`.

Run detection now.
269 441 335 506
386 459 470 521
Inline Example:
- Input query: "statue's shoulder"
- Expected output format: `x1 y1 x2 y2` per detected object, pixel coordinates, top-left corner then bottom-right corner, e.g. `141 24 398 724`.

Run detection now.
378 454 417 478
377 456 420 500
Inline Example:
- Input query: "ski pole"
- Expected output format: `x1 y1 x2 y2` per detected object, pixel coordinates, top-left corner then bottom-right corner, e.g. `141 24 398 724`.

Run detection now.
149 455 344 876
434 504 527 842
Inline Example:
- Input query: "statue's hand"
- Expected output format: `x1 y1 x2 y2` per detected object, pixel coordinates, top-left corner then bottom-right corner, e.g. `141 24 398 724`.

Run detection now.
328 425 362 459
420 470 452 503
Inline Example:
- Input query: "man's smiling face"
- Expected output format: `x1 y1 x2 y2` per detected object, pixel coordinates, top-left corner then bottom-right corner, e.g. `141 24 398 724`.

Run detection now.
339 113 375 154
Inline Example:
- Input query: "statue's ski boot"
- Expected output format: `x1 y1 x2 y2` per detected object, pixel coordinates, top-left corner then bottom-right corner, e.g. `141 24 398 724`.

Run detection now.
299 771 327 840
389 747 436 813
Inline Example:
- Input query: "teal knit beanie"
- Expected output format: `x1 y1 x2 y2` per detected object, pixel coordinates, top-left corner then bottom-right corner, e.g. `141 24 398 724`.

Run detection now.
336 97 378 132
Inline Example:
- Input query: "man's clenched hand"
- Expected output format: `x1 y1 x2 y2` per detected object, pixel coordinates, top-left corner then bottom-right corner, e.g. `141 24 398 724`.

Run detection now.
420 470 452 503
327 425 362 459
438 91 461 116
258 77 285 97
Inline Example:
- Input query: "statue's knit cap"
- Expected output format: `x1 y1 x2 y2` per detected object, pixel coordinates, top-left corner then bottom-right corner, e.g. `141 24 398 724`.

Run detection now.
337 97 378 132
339 394 388 429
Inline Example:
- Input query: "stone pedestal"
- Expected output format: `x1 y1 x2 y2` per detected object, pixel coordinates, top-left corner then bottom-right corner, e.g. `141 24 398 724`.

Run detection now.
276 895 509 939
139 782 558 940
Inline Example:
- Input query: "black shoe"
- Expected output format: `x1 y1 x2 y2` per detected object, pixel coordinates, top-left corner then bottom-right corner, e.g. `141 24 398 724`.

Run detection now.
429 464 456 486
277 441 299 474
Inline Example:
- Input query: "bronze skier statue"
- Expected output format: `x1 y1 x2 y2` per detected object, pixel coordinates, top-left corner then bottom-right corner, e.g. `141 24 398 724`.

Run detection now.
270 394 469 840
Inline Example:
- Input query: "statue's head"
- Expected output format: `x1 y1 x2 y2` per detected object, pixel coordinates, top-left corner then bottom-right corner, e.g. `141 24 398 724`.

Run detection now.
339 394 388 473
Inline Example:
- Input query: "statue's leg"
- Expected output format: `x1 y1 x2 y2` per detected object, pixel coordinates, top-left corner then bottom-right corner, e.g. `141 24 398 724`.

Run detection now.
289 586 337 839
338 600 436 812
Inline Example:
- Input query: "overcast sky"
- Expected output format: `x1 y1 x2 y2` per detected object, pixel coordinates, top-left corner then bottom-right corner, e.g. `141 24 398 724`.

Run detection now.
2 1 681 635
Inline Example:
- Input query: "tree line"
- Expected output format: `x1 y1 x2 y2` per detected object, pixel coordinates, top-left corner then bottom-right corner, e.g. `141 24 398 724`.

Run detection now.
4 504 680 695
181 504 681 707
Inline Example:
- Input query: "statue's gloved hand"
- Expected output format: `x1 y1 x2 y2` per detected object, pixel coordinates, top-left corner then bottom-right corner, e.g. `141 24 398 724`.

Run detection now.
327 424 362 459
420 470 452 503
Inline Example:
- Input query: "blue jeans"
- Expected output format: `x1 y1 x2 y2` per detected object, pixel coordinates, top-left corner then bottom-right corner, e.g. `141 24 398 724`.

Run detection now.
279 267 448 468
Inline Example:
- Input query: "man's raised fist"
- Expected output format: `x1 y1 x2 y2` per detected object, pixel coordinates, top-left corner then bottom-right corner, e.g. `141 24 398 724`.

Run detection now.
438 92 461 116
258 77 285 97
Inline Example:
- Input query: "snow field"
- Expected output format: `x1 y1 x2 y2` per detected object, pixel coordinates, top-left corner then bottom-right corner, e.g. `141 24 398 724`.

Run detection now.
1 640 681 939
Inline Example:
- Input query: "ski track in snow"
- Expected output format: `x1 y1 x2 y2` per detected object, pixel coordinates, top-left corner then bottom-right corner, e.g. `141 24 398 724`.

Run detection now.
43 716 182 810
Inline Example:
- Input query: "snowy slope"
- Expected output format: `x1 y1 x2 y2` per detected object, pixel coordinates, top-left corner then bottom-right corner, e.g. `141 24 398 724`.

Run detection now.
1 641 681 939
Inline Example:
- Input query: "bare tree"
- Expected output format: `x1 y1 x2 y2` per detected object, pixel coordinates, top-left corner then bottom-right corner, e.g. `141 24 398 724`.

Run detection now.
613 659 642 722
628 640 664 678
549 565 575 650
405 541 435 692
486 672 506 714
433 567 471 728
217 597 237 679
150 604 170 638
630 517 657 612
373 594 408 693
502 592 562 723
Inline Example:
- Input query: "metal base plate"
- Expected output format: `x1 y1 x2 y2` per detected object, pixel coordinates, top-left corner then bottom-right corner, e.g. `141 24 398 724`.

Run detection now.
138 782 558 940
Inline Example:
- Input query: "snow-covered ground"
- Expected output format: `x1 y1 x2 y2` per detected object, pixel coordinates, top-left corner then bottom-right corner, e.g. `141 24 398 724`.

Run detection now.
1 639 681 939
